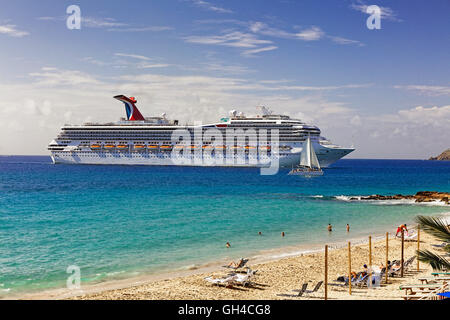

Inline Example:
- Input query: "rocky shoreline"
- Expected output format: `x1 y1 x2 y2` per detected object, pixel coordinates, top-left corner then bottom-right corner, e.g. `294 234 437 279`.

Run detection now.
352 191 450 205
429 149 450 161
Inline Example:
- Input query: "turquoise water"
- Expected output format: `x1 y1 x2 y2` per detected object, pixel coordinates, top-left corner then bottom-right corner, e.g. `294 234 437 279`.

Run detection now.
0 156 449 296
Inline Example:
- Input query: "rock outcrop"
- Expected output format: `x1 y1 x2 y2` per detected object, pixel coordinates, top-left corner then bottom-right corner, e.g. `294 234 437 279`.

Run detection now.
429 149 450 161
355 191 450 205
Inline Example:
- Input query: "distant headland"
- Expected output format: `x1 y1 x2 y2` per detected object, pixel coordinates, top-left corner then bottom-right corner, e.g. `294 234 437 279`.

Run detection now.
429 149 450 161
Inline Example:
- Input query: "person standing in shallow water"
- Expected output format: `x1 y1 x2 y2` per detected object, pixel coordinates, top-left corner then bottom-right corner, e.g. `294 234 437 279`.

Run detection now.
327 224 332 232
226 242 231 248
281 232 285 237
346 224 350 232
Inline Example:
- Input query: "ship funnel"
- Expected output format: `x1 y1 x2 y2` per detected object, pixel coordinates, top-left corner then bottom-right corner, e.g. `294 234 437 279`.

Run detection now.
114 95 145 121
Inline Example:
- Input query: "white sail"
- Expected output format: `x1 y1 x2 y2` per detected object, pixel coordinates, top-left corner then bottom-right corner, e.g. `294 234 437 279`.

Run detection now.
300 137 310 167
310 140 320 170
289 135 323 176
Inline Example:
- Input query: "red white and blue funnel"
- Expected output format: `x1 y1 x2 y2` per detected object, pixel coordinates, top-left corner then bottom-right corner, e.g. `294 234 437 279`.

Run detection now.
114 95 145 121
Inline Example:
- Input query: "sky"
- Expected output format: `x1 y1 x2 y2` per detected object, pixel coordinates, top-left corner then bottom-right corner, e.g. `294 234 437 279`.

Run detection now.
0 0 449 158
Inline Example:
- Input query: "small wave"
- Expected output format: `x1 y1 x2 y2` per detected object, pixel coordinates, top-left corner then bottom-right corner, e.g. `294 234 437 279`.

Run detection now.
310 195 324 198
334 195 449 206
269 249 319 259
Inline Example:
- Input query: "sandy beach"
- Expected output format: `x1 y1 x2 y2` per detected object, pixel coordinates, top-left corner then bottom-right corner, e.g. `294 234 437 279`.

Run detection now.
17 226 445 300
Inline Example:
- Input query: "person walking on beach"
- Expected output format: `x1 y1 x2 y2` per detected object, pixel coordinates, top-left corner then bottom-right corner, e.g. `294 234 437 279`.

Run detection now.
346 224 350 232
327 224 332 232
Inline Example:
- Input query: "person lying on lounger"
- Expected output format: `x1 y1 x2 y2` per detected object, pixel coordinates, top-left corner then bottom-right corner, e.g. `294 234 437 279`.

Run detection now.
227 258 244 268
337 271 358 282
391 260 402 271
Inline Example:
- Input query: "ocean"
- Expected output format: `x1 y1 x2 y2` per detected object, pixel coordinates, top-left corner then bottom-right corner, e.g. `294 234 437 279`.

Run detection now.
0 156 449 297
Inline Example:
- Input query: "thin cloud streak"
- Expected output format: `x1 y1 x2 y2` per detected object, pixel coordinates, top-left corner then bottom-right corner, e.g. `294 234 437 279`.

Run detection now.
190 0 233 14
0 24 29 37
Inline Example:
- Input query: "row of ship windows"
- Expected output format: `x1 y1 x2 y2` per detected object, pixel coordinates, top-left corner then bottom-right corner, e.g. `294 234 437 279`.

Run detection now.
55 152 275 158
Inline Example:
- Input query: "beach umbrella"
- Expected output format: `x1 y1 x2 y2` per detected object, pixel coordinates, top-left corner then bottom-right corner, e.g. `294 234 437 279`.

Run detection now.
437 292 450 298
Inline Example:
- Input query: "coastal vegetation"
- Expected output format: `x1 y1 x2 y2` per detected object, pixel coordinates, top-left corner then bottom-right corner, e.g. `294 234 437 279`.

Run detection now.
416 215 450 270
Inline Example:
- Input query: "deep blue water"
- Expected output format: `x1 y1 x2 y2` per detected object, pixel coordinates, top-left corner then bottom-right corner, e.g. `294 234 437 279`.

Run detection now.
0 156 449 296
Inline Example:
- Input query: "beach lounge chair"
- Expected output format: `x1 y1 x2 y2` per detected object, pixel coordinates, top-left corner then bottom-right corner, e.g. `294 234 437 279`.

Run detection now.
418 276 450 284
404 233 418 241
232 273 252 287
223 258 249 271
304 281 323 297
400 282 449 300
277 282 308 298
432 272 450 277
354 274 369 288
228 268 257 287
204 274 237 287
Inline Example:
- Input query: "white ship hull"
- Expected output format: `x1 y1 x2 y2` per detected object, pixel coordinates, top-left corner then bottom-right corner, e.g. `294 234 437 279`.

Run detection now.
50 145 353 168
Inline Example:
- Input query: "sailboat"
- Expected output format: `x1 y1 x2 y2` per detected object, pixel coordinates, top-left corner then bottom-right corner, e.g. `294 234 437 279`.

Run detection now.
288 136 323 176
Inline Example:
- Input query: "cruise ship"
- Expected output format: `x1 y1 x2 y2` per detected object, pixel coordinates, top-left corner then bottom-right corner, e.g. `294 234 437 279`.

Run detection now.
48 95 354 168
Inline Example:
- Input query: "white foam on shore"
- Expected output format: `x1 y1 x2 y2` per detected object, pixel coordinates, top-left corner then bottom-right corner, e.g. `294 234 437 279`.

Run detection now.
335 195 449 206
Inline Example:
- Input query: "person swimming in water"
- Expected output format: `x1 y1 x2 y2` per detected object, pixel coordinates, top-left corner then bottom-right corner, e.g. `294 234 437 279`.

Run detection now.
226 242 231 248
327 224 332 232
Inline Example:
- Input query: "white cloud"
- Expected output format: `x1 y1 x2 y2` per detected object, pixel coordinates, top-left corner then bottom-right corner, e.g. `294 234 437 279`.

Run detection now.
139 63 171 69
106 26 173 32
81 17 127 28
28 67 101 86
295 26 324 41
347 105 450 158
190 0 233 13
328 36 364 47
350 1 401 22
184 31 272 48
394 85 450 96
0 24 29 37
188 21 363 56
38 16 172 33
114 53 152 61
242 46 278 57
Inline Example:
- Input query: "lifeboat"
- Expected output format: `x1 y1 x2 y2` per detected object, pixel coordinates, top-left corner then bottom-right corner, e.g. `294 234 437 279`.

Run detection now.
245 146 256 149
203 145 213 149
104 144 116 149
260 146 271 151
215 145 226 149
147 145 159 149
134 145 145 151
160 145 172 150
117 144 128 149
90 144 101 149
